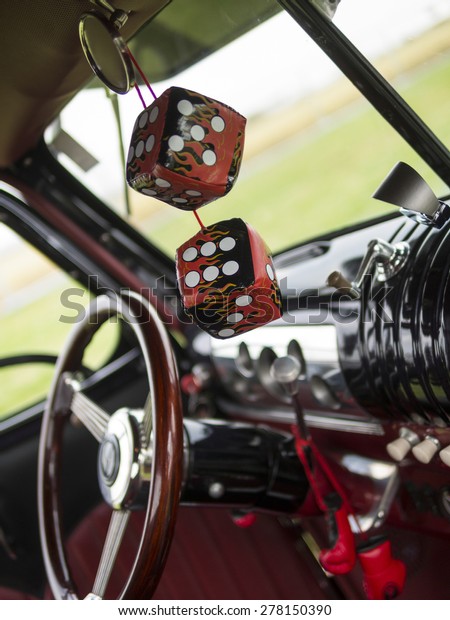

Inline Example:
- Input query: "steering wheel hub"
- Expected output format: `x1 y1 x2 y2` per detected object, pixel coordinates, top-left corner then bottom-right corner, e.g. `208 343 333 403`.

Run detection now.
99 435 120 485
98 408 148 510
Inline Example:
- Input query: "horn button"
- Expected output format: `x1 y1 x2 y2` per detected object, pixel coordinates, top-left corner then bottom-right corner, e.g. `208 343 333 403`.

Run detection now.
97 408 150 510
99 435 120 485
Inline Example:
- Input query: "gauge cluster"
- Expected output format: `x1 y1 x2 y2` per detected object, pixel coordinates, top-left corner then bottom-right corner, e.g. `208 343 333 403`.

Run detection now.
205 321 381 434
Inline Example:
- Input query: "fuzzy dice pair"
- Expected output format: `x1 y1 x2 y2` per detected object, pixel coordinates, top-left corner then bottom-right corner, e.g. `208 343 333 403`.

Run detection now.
127 86 282 339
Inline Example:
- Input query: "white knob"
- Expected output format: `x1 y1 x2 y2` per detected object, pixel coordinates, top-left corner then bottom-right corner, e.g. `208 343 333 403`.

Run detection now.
439 445 450 467
386 437 412 462
412 437 440 464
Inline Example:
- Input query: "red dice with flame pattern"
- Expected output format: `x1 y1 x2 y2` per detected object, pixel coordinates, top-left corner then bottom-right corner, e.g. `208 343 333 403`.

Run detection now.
176 218 282 339
126 87 246 210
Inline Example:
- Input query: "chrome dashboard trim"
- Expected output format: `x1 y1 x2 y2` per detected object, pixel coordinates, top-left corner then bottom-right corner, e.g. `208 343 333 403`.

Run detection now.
305 413 384 435
217 399 385 436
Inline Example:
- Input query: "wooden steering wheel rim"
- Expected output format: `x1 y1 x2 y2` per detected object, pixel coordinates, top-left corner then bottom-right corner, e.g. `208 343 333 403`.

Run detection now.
38 294 183 599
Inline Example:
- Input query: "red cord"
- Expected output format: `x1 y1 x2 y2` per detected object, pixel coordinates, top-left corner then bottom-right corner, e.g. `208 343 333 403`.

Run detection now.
193 209 205 229
126 46 157 100
134 82 147 109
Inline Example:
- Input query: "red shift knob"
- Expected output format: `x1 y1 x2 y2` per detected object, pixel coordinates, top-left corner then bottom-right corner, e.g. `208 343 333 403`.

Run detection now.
231 511 257 528
319 494 356 575
357 536 406 599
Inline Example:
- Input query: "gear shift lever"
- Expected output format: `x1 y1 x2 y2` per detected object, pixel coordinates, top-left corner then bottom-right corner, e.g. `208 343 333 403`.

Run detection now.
270 355 309 438
271 355 357 574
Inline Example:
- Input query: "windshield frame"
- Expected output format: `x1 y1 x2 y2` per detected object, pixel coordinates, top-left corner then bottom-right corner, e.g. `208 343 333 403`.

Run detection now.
278 0 450 188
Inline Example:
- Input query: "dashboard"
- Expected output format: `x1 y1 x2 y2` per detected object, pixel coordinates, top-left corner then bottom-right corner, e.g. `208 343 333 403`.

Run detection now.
192 212 450 543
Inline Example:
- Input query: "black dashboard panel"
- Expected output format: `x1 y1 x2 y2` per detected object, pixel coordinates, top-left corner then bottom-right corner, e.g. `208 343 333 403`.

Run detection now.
205 213 450 433
200 216 401 429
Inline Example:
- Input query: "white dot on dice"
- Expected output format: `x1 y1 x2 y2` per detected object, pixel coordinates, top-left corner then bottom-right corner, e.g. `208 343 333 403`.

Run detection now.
223 261 239 276
219 237 236 251
177 100 194 116
183 247 197 262
203 266 220 282
202 149 216 166
266 264 275 280
135 140 144 158
211 116 225 132
155 178 171 188
218 328 235 338
227 313 244 324
138 111 148 128
169 135 184 152
236 295 252 307
149 106 159 123
200 242 216 257
145 135 155 152
191 125 205 141
185 271 200 288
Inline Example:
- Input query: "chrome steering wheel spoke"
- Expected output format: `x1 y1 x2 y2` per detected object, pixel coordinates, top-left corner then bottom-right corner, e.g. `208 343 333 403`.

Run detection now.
70 386 110 443
141 393 153 450
90 509 131 599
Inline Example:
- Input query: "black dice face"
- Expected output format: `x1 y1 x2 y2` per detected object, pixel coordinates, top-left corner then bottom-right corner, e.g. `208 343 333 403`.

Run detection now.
176 218 255 308
176 218 283 339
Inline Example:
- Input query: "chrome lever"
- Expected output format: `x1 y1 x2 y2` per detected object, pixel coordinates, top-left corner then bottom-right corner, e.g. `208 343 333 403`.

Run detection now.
327 238 409 299
339 455 400 533
270 355 309 439
373 161 450 229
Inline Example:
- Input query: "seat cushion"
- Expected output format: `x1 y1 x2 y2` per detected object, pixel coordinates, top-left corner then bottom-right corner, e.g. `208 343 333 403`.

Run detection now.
0 586 36 600
65 503 329 600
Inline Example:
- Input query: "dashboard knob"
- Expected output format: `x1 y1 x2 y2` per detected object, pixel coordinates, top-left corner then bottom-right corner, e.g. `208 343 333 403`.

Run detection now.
439 445 450 467
326 238 409 300
386 428 419 462
270 355 301 396
326 270 359 298
386 437 412 462
412 436 440 464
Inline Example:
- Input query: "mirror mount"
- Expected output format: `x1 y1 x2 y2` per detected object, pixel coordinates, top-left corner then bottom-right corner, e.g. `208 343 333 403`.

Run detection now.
88 0 129 29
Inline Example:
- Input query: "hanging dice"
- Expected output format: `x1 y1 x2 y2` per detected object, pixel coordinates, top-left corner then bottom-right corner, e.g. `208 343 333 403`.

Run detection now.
176 218 282 339
126 87 246 210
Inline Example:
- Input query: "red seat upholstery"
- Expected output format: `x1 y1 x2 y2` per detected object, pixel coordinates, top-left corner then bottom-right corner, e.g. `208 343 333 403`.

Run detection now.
0 587 36 600
65 503 330 600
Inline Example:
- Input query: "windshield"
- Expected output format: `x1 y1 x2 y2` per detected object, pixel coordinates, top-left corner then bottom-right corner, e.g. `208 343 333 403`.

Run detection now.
47 0 450 257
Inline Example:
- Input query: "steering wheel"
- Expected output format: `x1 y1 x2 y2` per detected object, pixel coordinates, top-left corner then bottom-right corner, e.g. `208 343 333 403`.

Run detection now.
38 294 183 599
